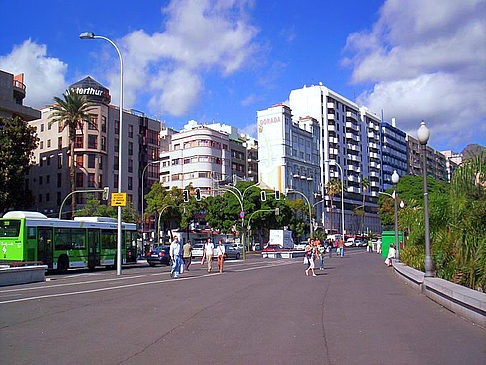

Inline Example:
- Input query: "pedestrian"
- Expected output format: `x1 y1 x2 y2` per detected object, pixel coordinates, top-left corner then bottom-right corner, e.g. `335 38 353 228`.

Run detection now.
182 240 193 271
305 239 317 277
326 239 333 258
317 239 326 270
169 236 182 278
385 244 396 267
215 239 226 274
367 239 372 253
204 238 214 273
338 239 344 257
377 239 382 254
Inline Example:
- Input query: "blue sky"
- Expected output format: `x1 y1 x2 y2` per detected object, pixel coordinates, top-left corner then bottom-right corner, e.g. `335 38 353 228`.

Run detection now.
1 0 485 151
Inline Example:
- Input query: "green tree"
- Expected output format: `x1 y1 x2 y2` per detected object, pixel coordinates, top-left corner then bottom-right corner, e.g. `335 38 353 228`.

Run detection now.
74 197 138 223
145 184 182 238
326 179 341 233
0 116 38 214
360 177 370 234
48 90 96 215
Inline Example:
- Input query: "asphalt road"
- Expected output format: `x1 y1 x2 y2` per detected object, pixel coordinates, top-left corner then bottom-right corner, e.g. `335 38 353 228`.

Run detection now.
1 249 485 365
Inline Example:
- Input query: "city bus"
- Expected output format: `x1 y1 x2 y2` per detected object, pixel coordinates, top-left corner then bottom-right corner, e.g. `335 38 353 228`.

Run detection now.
0 211 137 272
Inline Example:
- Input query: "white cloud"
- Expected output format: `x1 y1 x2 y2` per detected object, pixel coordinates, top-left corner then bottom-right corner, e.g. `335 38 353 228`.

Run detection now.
107 0 258 117
0 39 68 108
241 94 257 106
241 122 257 138
343 0 486 148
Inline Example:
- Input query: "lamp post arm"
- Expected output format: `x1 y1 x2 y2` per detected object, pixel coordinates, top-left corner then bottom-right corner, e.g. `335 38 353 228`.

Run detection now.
242 182 260 200
287 190 313 237
59 189 106 219
157 204 175 241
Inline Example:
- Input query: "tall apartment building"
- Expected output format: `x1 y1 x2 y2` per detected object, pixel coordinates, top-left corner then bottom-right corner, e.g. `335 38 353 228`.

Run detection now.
257 104 321 221
406 135 448 182
441 150 462 182
0 70 40 121
159 122 231 195
288 84 382 234
26 76 163 217
381 118 408 190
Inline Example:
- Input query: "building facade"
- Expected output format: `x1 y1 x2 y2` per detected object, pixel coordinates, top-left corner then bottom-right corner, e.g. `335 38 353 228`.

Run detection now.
288 84 382 234
0 70 40 121
257 104 321 222
406 135 448 182
441 150 462 182
381 118 408 190
26 76 163 218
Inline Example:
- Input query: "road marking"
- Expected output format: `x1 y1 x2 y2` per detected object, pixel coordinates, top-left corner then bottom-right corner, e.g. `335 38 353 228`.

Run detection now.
0 261 295 304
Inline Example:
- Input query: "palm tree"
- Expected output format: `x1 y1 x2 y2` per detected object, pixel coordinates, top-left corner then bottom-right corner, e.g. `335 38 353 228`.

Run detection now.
48 89 95 217
326 179 341 234
360 177 370 235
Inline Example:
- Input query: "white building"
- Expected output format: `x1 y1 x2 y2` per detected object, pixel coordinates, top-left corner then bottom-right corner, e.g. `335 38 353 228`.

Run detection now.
257 104 321 221
288 84 382 234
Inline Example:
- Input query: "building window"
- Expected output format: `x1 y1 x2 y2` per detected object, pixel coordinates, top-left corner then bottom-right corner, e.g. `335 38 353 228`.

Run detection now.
88 173 95 187
88 154 96 169
128 142 133 156
101 136 106 151
40 141 44 149
57 154 62 169
114 157 119 170
128 194 133 202
46 175 50 184
114 174 118 189
98 174 102 186
57 173 62 187
40 124 44 132
99 156 103 169
88 135 98 149
114 138 119 152
75 136 83 148
128 177 133 190
47 139 51 148
39 194 42 203
75 154 84 167
58 137 62 149
128 159 133 173
76 173 83 188
88 115 98 130
57 192 61 205
46 193 50 202
39 176 43 185
128 124 133 138
101 116 107 132
115 120 120 134
47 156 51 166
58 123 62 133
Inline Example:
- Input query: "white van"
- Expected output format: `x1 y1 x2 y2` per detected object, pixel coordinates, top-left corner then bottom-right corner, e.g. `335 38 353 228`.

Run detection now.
345 237 355 247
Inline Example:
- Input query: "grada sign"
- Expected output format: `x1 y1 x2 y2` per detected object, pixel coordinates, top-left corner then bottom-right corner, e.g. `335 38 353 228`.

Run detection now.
258 116 280 133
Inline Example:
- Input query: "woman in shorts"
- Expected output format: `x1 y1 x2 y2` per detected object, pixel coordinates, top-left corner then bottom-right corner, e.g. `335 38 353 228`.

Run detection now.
305 239 317 277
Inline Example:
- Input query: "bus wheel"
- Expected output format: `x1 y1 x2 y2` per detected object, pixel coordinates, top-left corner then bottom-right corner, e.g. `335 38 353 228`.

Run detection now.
57 255 69 273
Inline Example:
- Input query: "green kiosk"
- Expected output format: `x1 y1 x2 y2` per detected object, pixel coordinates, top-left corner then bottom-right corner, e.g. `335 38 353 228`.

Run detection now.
381 230 404 258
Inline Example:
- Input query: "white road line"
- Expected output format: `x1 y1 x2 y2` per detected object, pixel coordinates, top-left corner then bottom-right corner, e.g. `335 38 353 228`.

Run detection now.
0 261 295 305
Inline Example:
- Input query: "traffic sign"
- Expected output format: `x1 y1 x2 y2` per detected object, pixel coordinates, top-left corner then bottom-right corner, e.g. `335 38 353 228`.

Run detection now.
239 211 245 219
111 193 127 206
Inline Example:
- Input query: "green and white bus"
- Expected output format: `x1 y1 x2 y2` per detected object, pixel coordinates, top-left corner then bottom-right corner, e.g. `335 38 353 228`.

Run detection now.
0 211 137 272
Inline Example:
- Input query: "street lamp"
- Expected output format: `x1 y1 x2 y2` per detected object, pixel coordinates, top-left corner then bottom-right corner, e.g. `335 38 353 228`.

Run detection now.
141 160 163 253
391 170 400 261
417 121 435 277
81 32 124 275
286 189 313 238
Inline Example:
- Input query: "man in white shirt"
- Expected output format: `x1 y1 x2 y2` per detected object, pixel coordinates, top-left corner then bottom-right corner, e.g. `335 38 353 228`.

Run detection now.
170 236 182 278
204 238 214 273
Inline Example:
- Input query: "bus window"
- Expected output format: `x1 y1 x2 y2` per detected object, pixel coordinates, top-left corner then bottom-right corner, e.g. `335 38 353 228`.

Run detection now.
28 227 36 239
101 230 116 249
71 228 86 250
55 228 72 251
0 220 21 237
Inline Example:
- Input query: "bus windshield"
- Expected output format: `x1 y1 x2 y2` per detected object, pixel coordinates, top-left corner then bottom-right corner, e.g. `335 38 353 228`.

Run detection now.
0 220 21 237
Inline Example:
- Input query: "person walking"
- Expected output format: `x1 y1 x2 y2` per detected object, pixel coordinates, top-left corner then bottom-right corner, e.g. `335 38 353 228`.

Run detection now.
182 240 193 271
169 236 182 278
215 239 226 274
204 238 214 273
317 239 326 270
305 239 317 277
326 239 333 258
338 238 344 257
367 239 373 253
385 244 396 267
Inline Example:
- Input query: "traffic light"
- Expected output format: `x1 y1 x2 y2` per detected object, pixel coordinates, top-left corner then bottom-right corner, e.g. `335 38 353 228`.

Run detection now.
260 191 266 201
275 190 280 200
102 187 110 200
195 188 202 201
275 207 280 216
183 189 189 202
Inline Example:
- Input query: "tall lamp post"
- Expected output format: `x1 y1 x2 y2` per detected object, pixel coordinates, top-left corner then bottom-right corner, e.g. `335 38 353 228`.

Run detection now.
141 160 163 254
286 189 314 238
417 121 435 277
80 32 124 275
391 170 400 261
327 160 345 242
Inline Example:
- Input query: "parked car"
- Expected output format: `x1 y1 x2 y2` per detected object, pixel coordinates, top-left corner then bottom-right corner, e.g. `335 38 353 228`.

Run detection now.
192 244 205 258
354 239 364 247
345 238 355 247
294 241 308 250
146 246 170 266
224 244 241 260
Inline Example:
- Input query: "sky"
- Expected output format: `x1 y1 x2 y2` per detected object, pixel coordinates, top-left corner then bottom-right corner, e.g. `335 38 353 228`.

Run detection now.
1 0 485 152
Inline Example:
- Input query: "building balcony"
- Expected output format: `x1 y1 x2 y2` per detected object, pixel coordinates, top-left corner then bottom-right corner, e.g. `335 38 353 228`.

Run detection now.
346 111 359 121
347 165 360 173
347 144 359 152
327 102 335 109
347 186 361 194
367 132 379 140
370 181 380 187
369 171 380 178
345 121 359 132
329 148 339 155
369 161 381 169
370 191 379 197
329 137 339 144
328 124 336 132
348 154 360 162
348 175 361 183
327 114 335 120
330 171 339 178
369 152 380 159
345 133 360 142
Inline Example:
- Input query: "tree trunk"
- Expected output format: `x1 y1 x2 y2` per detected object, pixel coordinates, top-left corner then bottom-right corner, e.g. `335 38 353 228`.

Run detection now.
361 191 365 235
69 140 75 218
330 196 333 234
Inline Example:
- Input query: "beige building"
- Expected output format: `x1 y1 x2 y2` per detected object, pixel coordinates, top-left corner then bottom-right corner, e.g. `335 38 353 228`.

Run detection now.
406 135 448 181
26 76 163 217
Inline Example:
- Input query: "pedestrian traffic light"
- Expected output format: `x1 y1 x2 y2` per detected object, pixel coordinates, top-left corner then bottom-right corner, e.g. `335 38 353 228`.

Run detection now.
102 187 110 200
195 188 202 201
275 207 280 216
183 189 189 202
260 191 266 201
275 190 280 200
